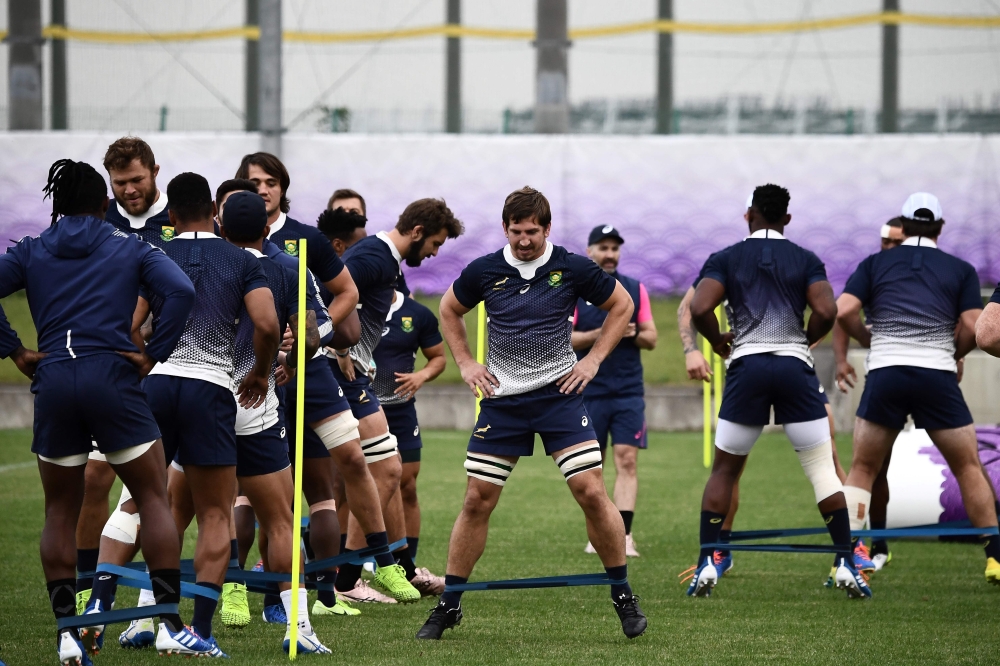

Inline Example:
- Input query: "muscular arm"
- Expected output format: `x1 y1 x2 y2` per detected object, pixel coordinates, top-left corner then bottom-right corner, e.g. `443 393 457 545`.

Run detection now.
976 302 1000 356
805 280 837 345
238 287 281 408
678 286 711 381
439 286 498 398
286 310 320 368
571 328 601 351
323 266 360 345
956 308 982 359
832 319 858 392
557 282 634 394
690 278 731 357
635 318 657 350
835 293 871 348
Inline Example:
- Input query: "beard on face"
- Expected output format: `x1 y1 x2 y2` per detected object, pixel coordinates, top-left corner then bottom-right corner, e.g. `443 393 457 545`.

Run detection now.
121 184 157 216
404 235 428 267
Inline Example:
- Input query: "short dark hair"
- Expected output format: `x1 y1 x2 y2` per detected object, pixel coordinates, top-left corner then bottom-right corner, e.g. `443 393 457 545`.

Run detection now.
221 191 268 243
502 186 551 228
316 207 367 242
328 188 366 215
396 198 464 239
216 178 258 209
103 136 155 174
901 216 944 238
166 172 214 223
886 216 904 228
43 159 108 225
751 184 790 224
235 152 290 213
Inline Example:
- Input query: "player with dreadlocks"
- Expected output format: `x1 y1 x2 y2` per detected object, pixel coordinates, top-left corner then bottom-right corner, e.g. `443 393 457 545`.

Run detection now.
0 159 221 663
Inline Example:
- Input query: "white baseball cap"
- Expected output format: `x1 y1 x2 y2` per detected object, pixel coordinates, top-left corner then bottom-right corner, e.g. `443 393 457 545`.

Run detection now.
901 192 943 222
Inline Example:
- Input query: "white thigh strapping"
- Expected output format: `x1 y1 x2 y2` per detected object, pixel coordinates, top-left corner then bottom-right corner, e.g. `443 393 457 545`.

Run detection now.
715 420 764 456
783 418 832 452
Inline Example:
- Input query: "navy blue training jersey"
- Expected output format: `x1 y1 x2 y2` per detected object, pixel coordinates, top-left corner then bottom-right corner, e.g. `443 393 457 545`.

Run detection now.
452 242 617 397
147 232 268 390
105 193 174 249
0 215 194 367
575 272 643 398
263 238 334 346
234 249 297 435
700 229 827 365
844 237 981 372
336 232 401 373
372 292 443 405
267 213 345 284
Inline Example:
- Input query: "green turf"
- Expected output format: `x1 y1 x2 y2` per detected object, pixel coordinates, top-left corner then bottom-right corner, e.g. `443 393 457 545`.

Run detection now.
1 429 998 664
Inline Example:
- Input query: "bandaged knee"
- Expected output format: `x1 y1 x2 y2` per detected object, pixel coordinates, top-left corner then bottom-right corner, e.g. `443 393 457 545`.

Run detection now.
555 444 603 481
309 499 337 515
314 412 360 451
843 485 872 531
361 433 398 463
102 492 140 545
715 420 764 456
464 453 516 486
104 441 154 465
234 495 252 509
794 439 843 503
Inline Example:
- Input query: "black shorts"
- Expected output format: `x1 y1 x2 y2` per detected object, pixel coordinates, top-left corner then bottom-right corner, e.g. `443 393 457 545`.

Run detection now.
285 356 351 460
237 422 290 477
383 401 422 451
858 365 973 431
330 360 382 420
145 375 237 467
718 354 828 426
584 395 647 450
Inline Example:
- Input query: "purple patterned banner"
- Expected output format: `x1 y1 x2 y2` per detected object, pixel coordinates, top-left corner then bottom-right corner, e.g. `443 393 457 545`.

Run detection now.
2 133 999 295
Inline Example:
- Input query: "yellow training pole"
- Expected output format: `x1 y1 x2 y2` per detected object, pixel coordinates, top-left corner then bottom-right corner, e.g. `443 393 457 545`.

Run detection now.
713 305 724 424
475 302 486 417
289 238 308 660
702 334 712 468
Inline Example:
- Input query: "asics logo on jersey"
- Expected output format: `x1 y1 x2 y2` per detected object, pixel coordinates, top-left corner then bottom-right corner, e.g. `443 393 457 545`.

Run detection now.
473 424 491 439
338 387 344 397
413 426 420 436
519 285 531 294
382 327 390 337
581 416 589 426
358 391 370 404
280 427 286 439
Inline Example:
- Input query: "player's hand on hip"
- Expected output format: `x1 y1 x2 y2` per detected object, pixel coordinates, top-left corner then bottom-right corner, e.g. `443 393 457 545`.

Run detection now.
712 332 735 359
394 371 424 399
835 360 857 393
237 371 269 409
11 346 46 380
557 356 600 394
118 350 155 379
335 351 356 381
459 360 498 399
685 350 712 382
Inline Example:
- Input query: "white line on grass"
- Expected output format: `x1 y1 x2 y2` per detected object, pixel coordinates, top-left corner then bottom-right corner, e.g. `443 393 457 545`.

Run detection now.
0 461 34 474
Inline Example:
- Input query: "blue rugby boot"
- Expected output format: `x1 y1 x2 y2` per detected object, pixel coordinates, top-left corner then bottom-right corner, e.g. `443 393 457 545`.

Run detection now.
834 557 872 599
681 557 719 597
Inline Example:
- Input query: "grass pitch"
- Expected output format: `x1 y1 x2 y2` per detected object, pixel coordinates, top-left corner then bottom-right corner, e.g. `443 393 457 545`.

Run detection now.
1 428 998 665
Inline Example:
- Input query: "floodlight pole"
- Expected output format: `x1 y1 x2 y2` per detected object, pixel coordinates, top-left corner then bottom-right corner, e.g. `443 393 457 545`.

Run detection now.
246 0 260 132
51 0 67 130
7 0 44 130
259 0 282 155
445 0 461 133
881 0 899 133
534 0 569 134
655 0 673 135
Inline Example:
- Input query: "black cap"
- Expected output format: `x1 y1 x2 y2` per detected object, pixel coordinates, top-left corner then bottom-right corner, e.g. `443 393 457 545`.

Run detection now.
588 224 625 246
222 191 268 239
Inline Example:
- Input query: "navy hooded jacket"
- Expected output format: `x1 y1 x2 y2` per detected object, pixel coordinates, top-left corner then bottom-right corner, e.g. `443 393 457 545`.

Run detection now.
0 215 195 367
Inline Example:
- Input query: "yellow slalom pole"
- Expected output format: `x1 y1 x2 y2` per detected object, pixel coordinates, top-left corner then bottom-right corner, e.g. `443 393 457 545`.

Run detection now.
713 306 724 424
475 302 486 417
288 238 308 660
702 334 712 469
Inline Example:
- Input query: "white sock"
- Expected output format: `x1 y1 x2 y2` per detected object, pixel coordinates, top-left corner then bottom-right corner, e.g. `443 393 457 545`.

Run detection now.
279 588 312 633
843 485 872 532
137 587 156 608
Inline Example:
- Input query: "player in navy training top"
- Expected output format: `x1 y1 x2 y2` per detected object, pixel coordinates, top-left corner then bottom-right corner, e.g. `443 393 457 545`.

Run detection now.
371 289 446 587
839 192 1000 584
686 183 868 600
103 136 173 248
419 186 645 641
328 199 463 602
572 224 657 559
0 159 214 660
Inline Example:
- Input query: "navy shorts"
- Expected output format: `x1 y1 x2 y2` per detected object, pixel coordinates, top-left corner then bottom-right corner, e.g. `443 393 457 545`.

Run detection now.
383 401 422 451
145 375 237 466
719 354 828 426
584 395 648 450
858 365 973 431
285 357 351 460
31 354 161 459
330 360 382 420
468 383 597 458
237 422 290 477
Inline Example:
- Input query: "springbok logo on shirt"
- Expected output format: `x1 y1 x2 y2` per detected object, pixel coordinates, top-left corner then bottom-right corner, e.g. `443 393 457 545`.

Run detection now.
548 271 563 287
160 226 175 242
401 316 414 333
493 277 509 290
473 424 491 439
284 239 299 256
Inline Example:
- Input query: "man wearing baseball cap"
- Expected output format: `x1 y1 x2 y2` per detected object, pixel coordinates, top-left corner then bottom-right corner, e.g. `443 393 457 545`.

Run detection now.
572 224 658 557
837 192 1000 585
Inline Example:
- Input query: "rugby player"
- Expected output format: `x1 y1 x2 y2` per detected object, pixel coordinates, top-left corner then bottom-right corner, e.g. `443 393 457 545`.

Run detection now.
326 188 368 253
0 159 218 662
573 224 657 558
371 288 448 593
329 199 463 604
840 192 1000 584
417 186 646 640
683 184 870 599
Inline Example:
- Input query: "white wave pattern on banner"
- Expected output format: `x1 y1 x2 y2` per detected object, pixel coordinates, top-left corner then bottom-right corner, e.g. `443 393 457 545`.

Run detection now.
2 133 1000 295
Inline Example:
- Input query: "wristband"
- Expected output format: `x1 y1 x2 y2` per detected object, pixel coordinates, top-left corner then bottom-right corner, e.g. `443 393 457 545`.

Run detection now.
335 349 350 358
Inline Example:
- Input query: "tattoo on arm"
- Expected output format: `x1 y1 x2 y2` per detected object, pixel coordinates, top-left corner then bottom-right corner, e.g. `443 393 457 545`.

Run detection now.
677 298 699 354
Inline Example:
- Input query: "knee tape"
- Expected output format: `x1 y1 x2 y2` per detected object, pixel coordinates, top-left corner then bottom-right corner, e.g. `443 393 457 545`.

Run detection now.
555 444 603 481
234 496 252 508
715 420 763 456
104 441 154 466
795 440 843 503
170 460 185 473
314 412 360 451
309 499 337 514
464 453 516 486
102 507 140 544
115 484 133 510
784 418 833 453
361 433 398 463
844 485 872 531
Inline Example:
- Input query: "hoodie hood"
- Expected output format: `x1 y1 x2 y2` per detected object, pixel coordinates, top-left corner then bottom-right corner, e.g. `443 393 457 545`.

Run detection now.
39 215 115 259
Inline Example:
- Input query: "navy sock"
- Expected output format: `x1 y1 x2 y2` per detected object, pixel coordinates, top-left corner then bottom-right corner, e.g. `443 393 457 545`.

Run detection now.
90 570 117 611
823 508 853 562
315 569 338 607
395 548 417 581
192 582 222 639
228 539 240 570
718 529 732 557
407 536 419 562
440 575 466 609
366 532 396 569
340 533 348 553
263 592 282 609
605 564 632 601
76 548 100 593
620 511 634 535
698 510 726 563
149 569 183 633
48 578 76 622
870 517 889 555
335 556 362 593
984 535 1000 561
